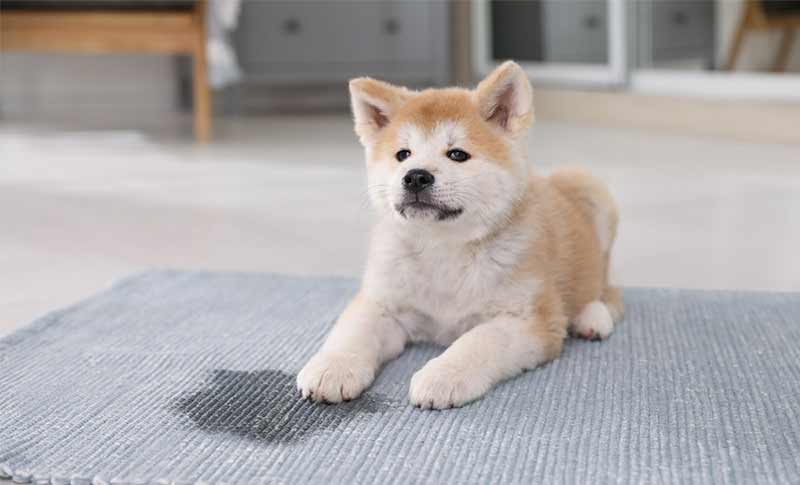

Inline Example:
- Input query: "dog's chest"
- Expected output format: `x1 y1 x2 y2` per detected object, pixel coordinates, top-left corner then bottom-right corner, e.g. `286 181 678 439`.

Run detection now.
406 247 490 311
372 235 535 344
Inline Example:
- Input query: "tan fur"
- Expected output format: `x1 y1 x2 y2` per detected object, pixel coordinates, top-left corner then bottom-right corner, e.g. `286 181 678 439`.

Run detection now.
528 282 567 362
373 89 513 168
502 169 620 347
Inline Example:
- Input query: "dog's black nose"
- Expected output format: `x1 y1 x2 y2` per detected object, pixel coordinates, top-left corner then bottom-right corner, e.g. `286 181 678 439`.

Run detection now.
402 169 435 193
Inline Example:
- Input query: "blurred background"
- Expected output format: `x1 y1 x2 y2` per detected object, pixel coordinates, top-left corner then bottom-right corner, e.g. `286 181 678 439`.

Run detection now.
1 0 799 333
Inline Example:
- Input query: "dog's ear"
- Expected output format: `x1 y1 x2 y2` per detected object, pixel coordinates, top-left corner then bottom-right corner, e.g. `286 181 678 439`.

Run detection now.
349 77 412 145
475 61 534 135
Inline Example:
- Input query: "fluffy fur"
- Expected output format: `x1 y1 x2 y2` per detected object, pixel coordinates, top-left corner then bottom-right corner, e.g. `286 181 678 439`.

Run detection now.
297 61 623 409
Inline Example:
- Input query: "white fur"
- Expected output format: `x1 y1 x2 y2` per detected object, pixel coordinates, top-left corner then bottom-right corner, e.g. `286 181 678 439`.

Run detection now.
296 293 406 403
364 218 539 345
409 316 547 409
572 300 614 340
296 351 375 402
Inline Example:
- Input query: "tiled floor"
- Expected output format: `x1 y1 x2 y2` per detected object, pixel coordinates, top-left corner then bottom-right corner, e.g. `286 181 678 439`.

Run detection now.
1 115 799 336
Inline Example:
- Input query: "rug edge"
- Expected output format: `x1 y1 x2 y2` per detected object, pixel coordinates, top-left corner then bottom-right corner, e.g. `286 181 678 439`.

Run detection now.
0 270 165 353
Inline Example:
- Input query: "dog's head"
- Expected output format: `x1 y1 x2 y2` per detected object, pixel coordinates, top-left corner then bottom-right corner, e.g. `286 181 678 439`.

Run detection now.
350 61 534 241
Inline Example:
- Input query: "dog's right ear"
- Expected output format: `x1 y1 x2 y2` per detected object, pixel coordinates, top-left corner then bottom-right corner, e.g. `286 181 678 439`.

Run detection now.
349 77 412 146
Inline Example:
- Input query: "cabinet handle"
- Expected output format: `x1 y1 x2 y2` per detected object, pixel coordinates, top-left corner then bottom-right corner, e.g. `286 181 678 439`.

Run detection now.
672 11 688 25
283 18 301 35
384 18 401 35
583 15 599 29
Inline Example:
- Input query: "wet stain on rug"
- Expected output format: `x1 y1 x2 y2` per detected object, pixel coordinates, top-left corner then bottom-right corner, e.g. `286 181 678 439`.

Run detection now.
173 369 394 444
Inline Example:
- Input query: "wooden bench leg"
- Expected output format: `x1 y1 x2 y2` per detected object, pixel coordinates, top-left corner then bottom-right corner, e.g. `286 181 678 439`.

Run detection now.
725 15 749 71
192 0 211 143
772 28 796 73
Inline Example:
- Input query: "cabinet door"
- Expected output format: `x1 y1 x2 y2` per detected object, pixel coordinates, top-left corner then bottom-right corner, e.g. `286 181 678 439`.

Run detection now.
651 0 714 63
234 0 448 85
236 1 386 66
543 0 608 64
383 1 432 63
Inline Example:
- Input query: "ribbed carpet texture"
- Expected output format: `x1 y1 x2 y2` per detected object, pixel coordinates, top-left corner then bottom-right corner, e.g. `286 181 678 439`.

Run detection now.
1 271 799 484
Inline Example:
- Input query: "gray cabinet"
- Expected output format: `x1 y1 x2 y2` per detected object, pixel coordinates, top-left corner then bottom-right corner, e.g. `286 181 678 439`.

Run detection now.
543 0 608 64
237 2 385 65
637 0 715 68
386 1 434 63
234 0 449 85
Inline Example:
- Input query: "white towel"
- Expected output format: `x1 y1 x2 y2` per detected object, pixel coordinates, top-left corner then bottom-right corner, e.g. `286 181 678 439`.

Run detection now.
207 0 242 89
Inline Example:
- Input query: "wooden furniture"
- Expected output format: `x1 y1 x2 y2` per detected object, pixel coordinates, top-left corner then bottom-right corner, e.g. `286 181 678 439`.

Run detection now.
0 0 211 142
726 0 800 72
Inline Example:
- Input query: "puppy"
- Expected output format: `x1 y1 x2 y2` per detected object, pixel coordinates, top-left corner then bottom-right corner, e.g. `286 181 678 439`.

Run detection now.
297 61 623 410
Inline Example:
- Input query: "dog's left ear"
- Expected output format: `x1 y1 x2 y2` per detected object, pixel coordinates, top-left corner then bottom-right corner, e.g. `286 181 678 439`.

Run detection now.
349 77 413 146
475 61 534 135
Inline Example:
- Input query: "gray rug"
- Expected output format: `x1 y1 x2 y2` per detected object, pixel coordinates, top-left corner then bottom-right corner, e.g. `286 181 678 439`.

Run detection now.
1 271 799 485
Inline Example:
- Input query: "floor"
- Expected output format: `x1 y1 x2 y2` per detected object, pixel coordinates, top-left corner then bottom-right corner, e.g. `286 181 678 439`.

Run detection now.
1 115 799 336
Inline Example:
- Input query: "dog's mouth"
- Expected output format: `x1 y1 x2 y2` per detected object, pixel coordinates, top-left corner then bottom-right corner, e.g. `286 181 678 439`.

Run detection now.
395 200 464 221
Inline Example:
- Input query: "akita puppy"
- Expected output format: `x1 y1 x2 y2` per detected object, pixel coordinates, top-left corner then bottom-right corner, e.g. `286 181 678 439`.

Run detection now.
297 61 623 409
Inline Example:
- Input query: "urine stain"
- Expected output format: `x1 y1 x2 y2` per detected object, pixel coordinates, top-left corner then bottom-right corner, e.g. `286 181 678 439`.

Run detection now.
173 369 393 444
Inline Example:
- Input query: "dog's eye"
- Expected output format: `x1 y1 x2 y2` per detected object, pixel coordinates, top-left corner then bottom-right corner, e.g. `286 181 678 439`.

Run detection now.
395 149 411 162
446 149 470 163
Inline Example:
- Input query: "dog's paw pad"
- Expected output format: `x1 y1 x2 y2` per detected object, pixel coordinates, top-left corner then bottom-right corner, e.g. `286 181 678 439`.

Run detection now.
576 328 601 341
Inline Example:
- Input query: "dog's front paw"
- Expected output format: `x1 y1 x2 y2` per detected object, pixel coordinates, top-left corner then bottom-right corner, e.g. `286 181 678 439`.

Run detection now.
409 359 491 410
296 351 374 403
